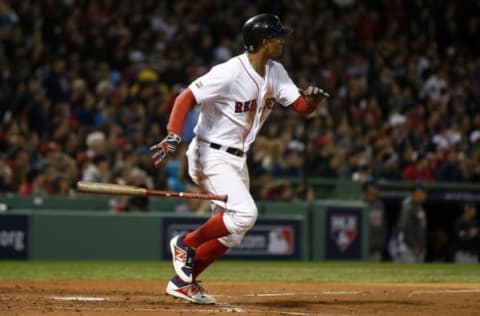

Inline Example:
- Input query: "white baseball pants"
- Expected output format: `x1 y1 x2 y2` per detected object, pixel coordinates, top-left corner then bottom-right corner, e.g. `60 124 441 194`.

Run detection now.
186 137 258 247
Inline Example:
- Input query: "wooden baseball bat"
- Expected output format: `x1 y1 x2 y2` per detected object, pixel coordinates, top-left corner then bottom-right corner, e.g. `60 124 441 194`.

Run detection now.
76 181 228 202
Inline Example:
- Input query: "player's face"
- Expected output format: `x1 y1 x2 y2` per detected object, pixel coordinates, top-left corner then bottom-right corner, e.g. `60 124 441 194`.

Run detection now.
465 207 476 219
265 37 285 58
366 186 379 200
412 190 427 204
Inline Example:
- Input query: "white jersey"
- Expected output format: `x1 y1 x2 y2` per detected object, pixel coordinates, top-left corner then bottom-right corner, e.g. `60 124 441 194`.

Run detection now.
189 53 300 152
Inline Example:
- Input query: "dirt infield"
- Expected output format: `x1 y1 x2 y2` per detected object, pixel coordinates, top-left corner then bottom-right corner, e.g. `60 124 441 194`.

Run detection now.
0 280 479 315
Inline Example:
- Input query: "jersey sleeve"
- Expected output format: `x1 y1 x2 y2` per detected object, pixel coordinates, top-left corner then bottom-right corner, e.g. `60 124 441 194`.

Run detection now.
274 63 301 107
189 64 232 103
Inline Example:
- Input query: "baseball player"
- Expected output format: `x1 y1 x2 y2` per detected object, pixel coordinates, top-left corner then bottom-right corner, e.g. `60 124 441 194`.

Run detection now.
389 183 428 263
150 13 329 304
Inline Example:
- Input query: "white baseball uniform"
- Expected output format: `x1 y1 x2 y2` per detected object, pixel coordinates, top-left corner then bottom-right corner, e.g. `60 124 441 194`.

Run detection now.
186 52 300 247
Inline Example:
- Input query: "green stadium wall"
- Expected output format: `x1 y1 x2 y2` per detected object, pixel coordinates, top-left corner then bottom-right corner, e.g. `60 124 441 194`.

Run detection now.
0 199 368 261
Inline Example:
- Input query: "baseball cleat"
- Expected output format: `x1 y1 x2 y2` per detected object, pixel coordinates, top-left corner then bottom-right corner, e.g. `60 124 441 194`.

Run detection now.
170 234 195 283
166 276 216 305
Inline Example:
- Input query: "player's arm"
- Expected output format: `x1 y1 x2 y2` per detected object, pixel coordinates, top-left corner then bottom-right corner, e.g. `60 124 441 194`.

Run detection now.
167 88 197 136
292 86 330 115
274 63 328 114
150 88 197 167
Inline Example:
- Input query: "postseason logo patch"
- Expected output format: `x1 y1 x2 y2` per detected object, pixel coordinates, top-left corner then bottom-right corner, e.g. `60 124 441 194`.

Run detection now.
194 80 203 89
330 214 358 252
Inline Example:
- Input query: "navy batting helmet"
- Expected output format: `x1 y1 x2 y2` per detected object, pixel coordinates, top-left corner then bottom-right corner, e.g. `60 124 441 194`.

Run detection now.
242 14 291 52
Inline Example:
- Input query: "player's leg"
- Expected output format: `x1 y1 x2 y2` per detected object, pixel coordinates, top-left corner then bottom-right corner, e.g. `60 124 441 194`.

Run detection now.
192 238 229 279
191 162 252 280
181 210 229 248
166 232 245 304
166 206 229 304
170 141 256 283
171 163 256 282
184 156 256 245
192 231 245 279
165 275 217 304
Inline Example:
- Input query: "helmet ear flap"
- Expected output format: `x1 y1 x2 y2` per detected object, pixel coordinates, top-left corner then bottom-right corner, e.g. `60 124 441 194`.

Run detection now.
261 38 268 48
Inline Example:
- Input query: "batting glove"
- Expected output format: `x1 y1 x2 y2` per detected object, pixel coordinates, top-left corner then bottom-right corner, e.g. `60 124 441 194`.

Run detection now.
150 132 181 167
303 85 330 99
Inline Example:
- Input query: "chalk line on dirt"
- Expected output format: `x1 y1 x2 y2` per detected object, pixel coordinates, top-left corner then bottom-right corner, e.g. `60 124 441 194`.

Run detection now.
322 290 362 295
244 292 297 297
408 289 480 297
36 306 322 315
242 290 362 297
49 296 109 301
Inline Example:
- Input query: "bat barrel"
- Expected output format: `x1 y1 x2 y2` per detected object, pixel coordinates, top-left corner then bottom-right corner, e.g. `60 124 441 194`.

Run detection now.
76 181 227 202
76 181 146 196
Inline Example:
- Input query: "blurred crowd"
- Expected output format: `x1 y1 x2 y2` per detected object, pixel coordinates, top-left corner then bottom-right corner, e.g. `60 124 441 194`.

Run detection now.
0 0 480 201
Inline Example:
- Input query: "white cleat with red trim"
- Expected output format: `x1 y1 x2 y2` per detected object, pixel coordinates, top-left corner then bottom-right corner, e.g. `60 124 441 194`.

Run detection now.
166 276 216 305
169 234 195 283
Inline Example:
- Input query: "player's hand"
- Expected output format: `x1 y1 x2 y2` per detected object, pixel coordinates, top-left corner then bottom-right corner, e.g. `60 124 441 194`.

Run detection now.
150 132 181 167
302 85 330 103
299 86 330 117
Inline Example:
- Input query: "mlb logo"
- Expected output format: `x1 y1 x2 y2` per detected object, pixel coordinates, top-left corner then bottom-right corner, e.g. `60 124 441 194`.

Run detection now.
267 227 294 255
330 215 358 252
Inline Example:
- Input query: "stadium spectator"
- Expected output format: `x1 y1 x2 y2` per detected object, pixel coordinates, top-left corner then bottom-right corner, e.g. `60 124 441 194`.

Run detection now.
453 203 480 263
82 154 110 183
111 167 151 213
389 183 428 263
18 168 47 197
0 154 12 192
270 141 305 178
362 179 387 261
0 0 479 199
401 153 435 182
